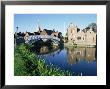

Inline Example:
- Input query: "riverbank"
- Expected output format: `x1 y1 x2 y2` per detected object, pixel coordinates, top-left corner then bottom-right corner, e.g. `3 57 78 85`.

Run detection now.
14 43 75 76
64 42 96 48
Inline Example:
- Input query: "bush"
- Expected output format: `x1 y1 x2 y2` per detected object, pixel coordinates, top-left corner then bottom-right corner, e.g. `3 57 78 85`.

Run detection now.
14 43 74 76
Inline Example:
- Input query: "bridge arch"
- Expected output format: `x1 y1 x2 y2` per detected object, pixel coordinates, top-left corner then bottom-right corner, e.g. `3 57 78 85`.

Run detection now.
25 35 60 44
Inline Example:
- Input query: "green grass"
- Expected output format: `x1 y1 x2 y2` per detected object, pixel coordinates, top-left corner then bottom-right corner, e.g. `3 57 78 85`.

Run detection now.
14 43 74 76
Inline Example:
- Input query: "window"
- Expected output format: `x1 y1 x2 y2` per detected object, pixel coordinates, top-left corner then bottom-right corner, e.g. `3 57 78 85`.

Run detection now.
77 36 81 40
93 37 94 42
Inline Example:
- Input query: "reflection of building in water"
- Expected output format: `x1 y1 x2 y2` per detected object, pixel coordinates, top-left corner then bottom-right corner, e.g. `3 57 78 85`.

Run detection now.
85 48 96 63
38 46 61 57
40 46 49 54
66 47 96 65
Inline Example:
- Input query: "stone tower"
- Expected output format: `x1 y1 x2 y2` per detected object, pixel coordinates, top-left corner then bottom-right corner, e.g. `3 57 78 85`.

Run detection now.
67 23 77 42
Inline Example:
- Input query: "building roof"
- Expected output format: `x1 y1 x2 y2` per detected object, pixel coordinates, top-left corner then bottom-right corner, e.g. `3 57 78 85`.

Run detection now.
26 32 34 35
82 28 96 33
43 29 54 35
34 32 40 35
77 28 80 32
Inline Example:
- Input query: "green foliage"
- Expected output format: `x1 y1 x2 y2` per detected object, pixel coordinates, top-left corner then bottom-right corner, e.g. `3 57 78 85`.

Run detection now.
14 43 74 76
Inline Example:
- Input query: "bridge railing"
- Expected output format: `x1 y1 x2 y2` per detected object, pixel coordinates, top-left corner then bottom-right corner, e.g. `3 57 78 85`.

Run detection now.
25 35 60 43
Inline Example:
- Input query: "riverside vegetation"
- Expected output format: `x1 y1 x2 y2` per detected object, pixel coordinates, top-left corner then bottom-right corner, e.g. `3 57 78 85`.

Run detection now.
14 43 75 76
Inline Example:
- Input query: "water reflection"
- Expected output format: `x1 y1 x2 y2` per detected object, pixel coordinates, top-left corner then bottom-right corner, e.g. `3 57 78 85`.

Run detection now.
37 46 61 56
36 46 97 76
66 47 96 65
38 46 96 65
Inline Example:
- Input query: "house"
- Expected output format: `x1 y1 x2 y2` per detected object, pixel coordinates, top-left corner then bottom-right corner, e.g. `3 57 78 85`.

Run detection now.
37 26 60 38
67 23 96 46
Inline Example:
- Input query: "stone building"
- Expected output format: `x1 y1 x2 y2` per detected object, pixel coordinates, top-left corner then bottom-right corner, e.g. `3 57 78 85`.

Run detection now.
67 23 96 46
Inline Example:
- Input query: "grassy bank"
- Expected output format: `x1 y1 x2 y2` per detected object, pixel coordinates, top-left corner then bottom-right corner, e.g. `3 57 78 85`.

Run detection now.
14 43 74 76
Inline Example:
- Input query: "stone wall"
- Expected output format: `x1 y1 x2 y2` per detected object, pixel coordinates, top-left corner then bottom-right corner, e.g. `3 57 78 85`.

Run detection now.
67 23 96 46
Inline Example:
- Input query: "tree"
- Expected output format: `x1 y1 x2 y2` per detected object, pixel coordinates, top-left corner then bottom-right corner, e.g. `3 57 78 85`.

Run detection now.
85 23 97 33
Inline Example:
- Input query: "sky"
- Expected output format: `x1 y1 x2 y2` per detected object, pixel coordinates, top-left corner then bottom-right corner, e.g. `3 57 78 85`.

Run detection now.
14 14 97 36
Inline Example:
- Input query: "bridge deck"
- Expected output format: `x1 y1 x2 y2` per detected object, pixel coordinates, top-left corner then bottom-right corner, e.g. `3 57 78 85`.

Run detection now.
25 35 60 43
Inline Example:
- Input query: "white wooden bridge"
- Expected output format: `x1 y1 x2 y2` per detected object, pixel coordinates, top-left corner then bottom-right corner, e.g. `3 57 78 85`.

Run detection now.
24 35 60 44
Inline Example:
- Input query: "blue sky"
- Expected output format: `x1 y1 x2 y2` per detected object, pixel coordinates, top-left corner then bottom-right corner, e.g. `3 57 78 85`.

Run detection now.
14 14 96 36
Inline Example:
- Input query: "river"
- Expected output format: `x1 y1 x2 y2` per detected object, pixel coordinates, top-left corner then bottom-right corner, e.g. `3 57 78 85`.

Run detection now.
36 46 97 76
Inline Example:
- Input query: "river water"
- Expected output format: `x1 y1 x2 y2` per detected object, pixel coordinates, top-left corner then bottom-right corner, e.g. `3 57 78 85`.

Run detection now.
37 46 97 76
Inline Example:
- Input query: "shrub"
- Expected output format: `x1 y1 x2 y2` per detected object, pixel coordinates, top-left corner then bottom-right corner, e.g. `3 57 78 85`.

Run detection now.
14 43 74 76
